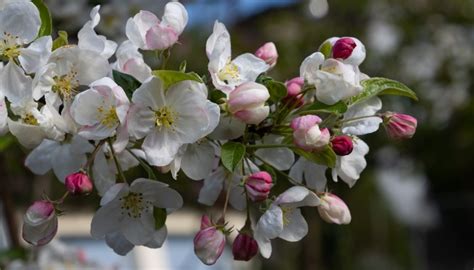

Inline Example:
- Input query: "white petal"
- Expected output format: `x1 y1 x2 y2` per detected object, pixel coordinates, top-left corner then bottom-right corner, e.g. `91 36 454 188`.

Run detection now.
127 105 155 139
255 135 294 171
254 234 272 259
342 97 383 135
299 52 324 82
100 183 127 206
198 167 225 206
144 226 168 249
162 2 188 34
333 138 369 187
279 209 308 242
121 213 155 245
19 36 52 74
131 178 183 209
0 96 7 135
289 158 327 192
143 129 182 166
233 53 269 82
93 150 116 196
275 186 310 205
206 21 231 62
71 89 104 125
90 201 123 239
228 181 246 211
256 205 284 240
131 76 166 109
0 2 40 43
125 11 159 50
181 142 216 180
208 115 245 140
24 139 57 175
315 70 363 105
0 62 32 104
105 232 134 256
7 119 44 149
51 143 87 182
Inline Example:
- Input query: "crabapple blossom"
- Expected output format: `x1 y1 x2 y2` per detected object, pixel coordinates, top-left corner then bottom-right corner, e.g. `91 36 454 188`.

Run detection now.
233 232 259 261
113 40 152 82
255 42 278 67
291 115 330 151
318 193 352 224
332 137 369 187
22 201 58 246
206 21 269 93
254 186 320 258
65 172 93 195
332 37 366 66
194 215 226 265
383 112 418 139
126 2 188 50
245 171 273 202
91 179 183 246
227 82 270 125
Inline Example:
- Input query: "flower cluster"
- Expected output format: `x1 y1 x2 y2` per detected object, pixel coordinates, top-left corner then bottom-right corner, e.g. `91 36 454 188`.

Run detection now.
2 1 418 264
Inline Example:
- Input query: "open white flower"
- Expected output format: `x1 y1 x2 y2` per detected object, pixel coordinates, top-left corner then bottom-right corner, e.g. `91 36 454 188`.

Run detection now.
113 40 152 83
78 5 117 59
128 77 220 166
125 2 188 51
32 46 110 108
332 137 369 187
25 135 93 182
91 179 183 246
254 186 320 258
300 52 363 105
206 21 269 93
341 97 382 135
71 77 129 140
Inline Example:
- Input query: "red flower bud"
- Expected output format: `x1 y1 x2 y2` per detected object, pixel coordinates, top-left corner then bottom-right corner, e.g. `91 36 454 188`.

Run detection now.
232 232 258 261
383 112 417 140
331 135 353 156
65 172 93 195
332 37 357 60
245 171 273 202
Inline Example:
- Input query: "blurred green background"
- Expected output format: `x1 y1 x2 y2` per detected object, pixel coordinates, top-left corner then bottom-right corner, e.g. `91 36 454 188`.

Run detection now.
1 0 473 269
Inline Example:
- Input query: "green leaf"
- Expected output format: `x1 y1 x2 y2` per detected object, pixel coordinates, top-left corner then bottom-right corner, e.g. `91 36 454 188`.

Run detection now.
52 31 68 51
32 0 52 37
264 80 287 102
112 70 142 98
350 77 418 105
294 146 337 168
209 89 226 104
153 208 167 230
152 70 203 89
319 40 332 59
221 142 246 172
298 100 347 115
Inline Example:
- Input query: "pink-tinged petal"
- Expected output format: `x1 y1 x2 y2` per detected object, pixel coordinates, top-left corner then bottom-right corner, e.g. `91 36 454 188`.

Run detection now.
145 24 178 50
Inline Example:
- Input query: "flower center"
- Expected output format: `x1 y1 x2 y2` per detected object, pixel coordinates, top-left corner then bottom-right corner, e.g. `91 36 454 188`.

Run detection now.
97 106 119 128
218 62 239 84
155 106 177 129
119 192 151 218
52 71 79 102
22 113 39 126
0 32 21 59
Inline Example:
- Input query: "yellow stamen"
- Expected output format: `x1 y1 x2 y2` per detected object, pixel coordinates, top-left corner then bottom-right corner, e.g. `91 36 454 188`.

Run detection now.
0 32 21 59
52 71 80 101
22 113 39 126
155 106 177 129
97 106 119 128
119 192 151 218
218 62 239 83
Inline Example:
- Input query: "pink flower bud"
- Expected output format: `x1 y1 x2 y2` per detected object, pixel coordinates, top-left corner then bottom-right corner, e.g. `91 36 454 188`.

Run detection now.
291 115 330 151
383 112 417 140
245 171 273 202
318 193 351 225
228 82 270 125
194 215 226 265
283 77 305 107
232 232 258 261
22 200 58 246
331 135 353 156
332 37 366 66
65 172 93 195
255 42 278 67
